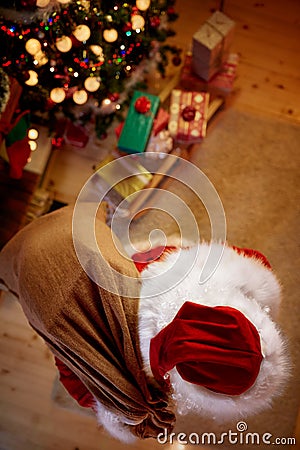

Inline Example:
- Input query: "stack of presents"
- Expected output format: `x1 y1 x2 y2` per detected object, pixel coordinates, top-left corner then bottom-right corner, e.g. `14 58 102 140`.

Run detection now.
115 10 237 156
97 11 238 217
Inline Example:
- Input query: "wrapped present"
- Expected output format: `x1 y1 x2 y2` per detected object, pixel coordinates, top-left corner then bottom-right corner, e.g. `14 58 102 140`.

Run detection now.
192 11 235 81
146 130 173 154
115 107 169 142
52 118 89 149
64 120 89 148
153 108 170 136
168 89 210 142
118 90 160 154
180 52 239 95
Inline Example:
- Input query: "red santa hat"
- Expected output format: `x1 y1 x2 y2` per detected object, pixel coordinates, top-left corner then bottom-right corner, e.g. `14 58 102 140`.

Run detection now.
150 301 263 395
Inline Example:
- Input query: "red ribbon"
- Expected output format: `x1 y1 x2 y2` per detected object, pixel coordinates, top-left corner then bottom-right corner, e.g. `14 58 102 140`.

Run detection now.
134 96 151 114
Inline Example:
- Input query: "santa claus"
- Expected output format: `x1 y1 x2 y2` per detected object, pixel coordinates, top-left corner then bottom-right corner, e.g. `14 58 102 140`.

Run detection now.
0 203 290 443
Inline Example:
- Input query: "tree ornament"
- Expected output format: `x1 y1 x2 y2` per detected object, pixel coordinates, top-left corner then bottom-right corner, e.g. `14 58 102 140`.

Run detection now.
25 70 38 86
56 36 72 53
103 29 118 43
73 89 88 105
181 105 196 122
150 16 160 28
131 14 145 30
25 38 42 56
73 25 91 42
108 92 120 102
50 87 66 103
172 55 182 66
136 0 151 11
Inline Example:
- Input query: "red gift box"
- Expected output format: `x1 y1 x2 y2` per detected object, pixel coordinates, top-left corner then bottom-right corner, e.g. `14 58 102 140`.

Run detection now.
180 53 238 95
168 89 210 142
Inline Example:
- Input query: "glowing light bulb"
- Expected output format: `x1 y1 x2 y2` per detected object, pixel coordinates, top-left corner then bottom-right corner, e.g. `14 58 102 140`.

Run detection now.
25 70 38 86
136 0 151 11
131 14 145 30
29 140 38 151
28 128 39 140
50 87 66 103
84 77 101 92
73 89 88 105
56 36 72 52
25 38 41 55
103 28 118 43
73 24 91 42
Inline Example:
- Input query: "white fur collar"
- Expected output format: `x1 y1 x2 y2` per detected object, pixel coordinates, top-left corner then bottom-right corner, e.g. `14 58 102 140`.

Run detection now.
138 243 290 423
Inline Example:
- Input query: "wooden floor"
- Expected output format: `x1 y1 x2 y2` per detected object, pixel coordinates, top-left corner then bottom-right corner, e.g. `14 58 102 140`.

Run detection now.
0 1 300 449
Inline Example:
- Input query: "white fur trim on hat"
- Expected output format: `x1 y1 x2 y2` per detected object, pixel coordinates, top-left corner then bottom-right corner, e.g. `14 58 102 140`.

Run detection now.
138 242 290 422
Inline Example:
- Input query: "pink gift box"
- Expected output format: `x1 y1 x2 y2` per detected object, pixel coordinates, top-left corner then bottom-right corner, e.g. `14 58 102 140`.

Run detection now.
168 89 210 143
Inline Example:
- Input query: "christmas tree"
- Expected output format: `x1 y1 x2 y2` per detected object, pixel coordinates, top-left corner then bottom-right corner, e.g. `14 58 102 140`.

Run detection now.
0 0 180 137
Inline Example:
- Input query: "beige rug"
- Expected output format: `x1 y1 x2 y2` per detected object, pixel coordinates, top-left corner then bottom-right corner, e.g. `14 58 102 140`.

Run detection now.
53 106 300 448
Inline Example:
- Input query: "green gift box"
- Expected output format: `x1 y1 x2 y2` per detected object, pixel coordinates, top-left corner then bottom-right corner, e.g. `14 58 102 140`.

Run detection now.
118 90 160 154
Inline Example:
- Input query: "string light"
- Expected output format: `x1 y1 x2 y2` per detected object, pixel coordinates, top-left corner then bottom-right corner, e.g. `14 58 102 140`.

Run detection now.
28 128 39 140
0 0 180 138
25 70 38 86
131 15 145 30
25 38 41 55
50 87 66 103
103 28 118 43
136 0 151 11
56 36 72 52
73 24 91 42
84 76 101 92
73 89 88 105
29 140 38 151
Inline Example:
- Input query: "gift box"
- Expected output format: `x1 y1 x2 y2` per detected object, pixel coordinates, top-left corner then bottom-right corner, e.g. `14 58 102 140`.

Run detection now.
146 130 173 154
180 52 239 95
115 107 169 141
118 90 160 154
192 11 235 81
153 108 170 136
168 89 210 142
